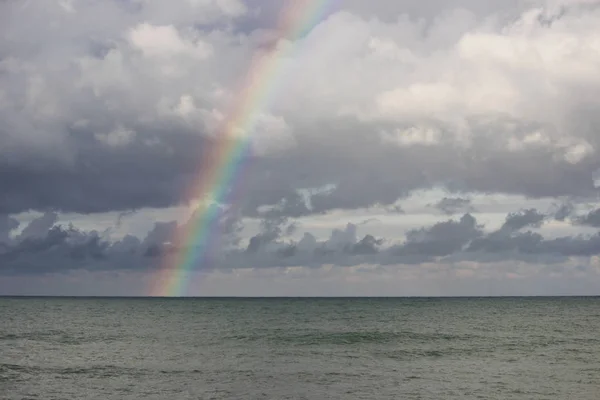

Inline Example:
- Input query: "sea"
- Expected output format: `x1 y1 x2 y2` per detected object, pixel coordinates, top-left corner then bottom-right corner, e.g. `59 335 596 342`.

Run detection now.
1 297 599 400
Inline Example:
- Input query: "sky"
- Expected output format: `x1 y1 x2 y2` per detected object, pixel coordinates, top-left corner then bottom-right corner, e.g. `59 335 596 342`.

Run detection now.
2 0 600 296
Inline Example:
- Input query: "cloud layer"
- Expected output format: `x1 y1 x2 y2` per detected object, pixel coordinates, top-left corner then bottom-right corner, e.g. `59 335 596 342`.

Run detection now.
3 207 600 280
2 0 600 295
2 0 600 218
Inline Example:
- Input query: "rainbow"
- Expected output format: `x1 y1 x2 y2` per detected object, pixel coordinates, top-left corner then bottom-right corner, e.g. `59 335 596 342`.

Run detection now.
150 0 336 296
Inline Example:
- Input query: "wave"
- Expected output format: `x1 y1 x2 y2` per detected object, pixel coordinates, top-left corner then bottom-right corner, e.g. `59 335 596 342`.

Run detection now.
224 330 480 345
0 363 151 378
0 331 122 344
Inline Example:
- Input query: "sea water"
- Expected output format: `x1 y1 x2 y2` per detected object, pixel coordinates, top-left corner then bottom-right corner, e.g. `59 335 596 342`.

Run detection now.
1 297 599 399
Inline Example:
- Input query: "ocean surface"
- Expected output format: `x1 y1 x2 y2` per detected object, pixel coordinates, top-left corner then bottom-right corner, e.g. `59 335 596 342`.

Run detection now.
1 297 599 400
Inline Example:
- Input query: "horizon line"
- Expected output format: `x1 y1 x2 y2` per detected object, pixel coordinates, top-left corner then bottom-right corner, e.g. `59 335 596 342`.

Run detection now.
1 295 599 299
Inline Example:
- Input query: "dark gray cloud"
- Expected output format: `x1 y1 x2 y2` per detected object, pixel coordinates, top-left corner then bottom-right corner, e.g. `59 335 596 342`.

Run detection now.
0 224 156 276
574 207 600 228
3 208 600 276
0 128 204 214
432 197 475 215
393 214 482 258
0 225 104 275
554 202 575 221
245 213 294 253
467 231 545 255
500 208 546 232
351 234 384 255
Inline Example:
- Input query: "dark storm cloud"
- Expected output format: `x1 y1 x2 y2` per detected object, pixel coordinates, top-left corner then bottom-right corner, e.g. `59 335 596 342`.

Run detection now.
187 207 600 268
0 225 105 275
4 207 600 276
3 122 597 217
0 222 161 276
0 127 207 214
237 119 600 218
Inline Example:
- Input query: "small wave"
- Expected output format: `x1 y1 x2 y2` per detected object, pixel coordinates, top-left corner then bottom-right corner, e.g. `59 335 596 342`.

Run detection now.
0 331 122 345
0 332 57 342
0 363 30 373
384 348 454 360
0 363 148 378
226 330 479 346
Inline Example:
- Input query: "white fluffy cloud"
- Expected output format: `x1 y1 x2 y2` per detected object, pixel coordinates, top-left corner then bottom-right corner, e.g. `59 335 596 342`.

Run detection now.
4 0 600 170
128 23 213 59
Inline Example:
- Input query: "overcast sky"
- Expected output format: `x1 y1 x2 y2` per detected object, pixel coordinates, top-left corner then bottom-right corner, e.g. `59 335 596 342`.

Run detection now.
2 0 600 296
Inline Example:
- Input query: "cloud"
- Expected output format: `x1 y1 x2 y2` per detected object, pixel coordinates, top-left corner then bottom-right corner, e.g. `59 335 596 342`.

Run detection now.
392 214 482 259
4 207 600 280
554 202 575 221
127 23 213 59
432 197 475 215
500 208 546 231
0 215 19 245
0 220 160 276
351 234 384 255
1 0 600 220
18 212 59 240
574 207 600 227
2 0 600 294
94 125 137 147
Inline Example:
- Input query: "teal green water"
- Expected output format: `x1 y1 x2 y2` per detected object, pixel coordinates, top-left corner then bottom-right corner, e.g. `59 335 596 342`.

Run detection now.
1 297 599 399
